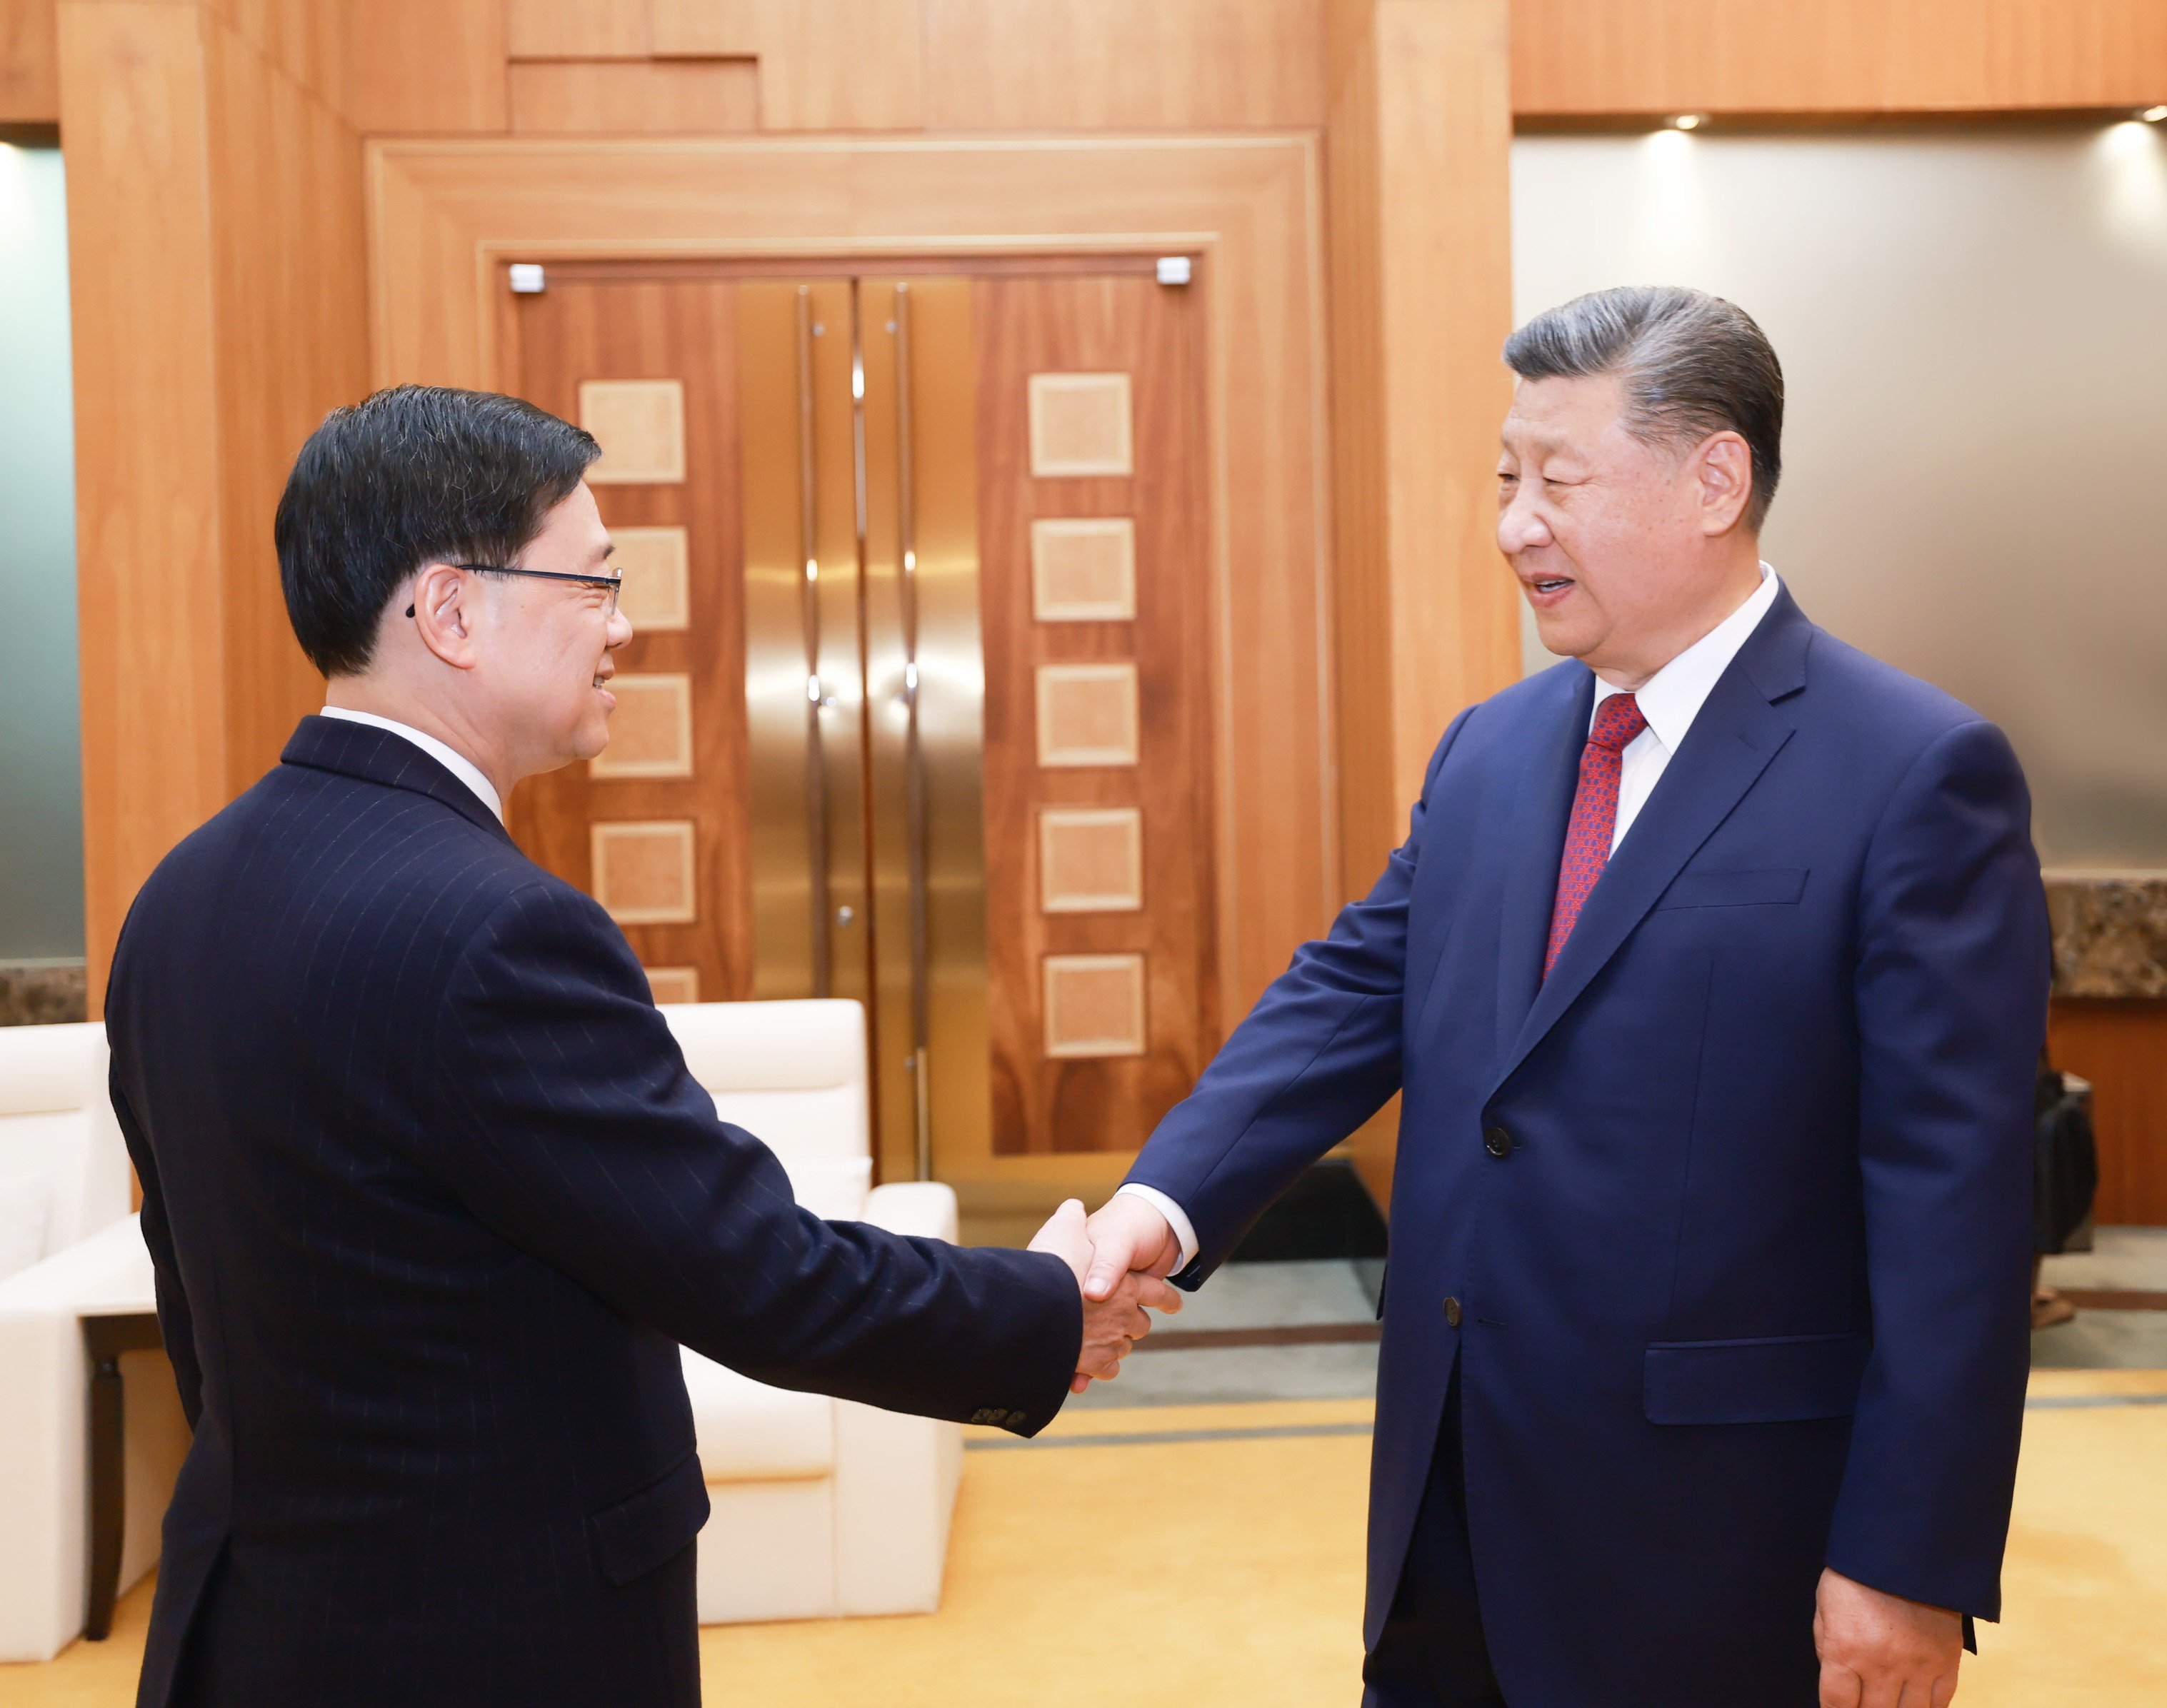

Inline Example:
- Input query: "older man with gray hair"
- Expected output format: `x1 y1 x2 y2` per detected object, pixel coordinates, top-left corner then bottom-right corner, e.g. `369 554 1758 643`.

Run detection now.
1082 286 2047 1707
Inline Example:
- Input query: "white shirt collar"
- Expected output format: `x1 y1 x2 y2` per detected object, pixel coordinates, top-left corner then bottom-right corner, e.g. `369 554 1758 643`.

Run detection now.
1591 563 1781 750
318 706 504 821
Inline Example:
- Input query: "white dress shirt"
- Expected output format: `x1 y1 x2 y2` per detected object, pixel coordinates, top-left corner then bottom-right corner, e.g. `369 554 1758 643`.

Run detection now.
318 705 504 822
1596 562 1779 853
1119 564 1783 1275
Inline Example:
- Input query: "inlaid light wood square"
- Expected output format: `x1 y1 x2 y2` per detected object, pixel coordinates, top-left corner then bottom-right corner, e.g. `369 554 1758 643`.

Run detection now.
1027 373 1133 478
579 379 686 483
611 526 691 630
590 673 694 778
591 820 697 923
644 965 701 1005
1042 953 1147 1059
1039 808 1143 913
1035 663 1139 768
1031 518 1136 622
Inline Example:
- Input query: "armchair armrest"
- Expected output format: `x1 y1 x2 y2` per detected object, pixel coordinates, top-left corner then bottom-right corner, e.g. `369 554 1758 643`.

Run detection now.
0 1215 179 1662
835 1180 965 1614
860 1181 959 1244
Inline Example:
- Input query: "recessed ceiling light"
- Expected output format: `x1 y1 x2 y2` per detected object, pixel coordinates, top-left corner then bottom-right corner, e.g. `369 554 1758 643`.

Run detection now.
1670 114 1706 131
2141 104 2167 124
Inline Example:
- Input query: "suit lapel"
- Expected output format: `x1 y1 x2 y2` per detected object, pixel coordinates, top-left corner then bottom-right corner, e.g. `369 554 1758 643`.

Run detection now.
1487 590 1813 1096
1488 668 1593 1065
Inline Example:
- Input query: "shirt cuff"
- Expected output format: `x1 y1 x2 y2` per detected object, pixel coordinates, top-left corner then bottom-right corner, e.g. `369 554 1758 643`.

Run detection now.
1113 1183 1201 1275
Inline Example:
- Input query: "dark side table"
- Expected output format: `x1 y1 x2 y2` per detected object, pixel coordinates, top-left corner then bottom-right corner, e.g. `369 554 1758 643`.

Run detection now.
80 1309 166 1641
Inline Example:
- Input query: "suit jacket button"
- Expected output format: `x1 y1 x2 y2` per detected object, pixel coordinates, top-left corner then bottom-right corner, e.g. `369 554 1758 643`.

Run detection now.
970 1409 993 1425
1483 1125 1515 1158
1443 1296 1463 1328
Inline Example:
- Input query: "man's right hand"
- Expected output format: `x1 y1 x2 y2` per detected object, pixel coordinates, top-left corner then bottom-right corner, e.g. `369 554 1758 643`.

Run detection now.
1082 1192 1181 1300
1029 1199 1182 1390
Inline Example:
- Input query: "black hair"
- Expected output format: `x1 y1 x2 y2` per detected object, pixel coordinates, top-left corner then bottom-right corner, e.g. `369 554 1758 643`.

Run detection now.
274 385 599 676
1503 286 1784 530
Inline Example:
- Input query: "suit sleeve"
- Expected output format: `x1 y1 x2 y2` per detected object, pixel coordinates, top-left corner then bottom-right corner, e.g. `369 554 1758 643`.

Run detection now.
424 880 1082 1437
1826 718 2049 1621
109 1060 204 1430
1125 710 1473 1284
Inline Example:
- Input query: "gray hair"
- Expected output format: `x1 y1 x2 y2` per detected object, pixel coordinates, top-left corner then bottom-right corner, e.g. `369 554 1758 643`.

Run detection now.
1503 286 1783 531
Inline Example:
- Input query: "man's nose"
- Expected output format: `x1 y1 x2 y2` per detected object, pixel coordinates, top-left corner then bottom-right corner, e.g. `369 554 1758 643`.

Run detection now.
606 608 634 649
1497 492 1551 555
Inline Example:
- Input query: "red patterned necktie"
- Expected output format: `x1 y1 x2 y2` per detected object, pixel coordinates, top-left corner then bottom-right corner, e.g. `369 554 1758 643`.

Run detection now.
1543 691 1648 979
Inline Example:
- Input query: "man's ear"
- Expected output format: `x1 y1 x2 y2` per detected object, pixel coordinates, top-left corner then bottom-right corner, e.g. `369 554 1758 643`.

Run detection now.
1694 431 1754 536
408 563 481 670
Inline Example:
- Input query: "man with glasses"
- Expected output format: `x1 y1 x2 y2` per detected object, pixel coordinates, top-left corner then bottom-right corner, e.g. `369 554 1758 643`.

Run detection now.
102 385 1170 1708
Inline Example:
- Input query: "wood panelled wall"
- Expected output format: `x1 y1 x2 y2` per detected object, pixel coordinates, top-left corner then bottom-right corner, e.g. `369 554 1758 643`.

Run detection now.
0 0 57 122
28 0 2167 1225
1326 0 1520 1212
2049 1000 2167 1227
46 0 1519 1026
58 0 367 1003
19 0 2167 134
1513 0 2167 116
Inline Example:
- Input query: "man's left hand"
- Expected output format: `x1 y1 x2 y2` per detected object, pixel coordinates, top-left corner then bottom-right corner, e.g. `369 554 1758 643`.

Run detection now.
1028 1199 1181 1388
1813 1567 1962 1708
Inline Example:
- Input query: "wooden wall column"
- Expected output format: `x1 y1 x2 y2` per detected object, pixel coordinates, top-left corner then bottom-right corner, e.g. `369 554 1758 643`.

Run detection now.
57 1 364 1008
1326 0 1522 1207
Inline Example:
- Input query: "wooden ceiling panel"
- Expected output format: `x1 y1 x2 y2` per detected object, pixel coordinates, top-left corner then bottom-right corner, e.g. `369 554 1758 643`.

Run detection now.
1511 0 2167 116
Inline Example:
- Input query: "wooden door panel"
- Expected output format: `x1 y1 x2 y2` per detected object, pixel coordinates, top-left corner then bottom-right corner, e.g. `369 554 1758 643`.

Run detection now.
501 263 1217 1174
505 277 754 1003
975 274 1218 1156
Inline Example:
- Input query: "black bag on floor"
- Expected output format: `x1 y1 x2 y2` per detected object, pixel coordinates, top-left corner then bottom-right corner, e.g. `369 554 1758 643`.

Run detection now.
2033 1068 2098 1257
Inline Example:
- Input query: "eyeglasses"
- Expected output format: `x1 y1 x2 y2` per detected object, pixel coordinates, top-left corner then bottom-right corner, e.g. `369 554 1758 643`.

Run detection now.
406 563 624 618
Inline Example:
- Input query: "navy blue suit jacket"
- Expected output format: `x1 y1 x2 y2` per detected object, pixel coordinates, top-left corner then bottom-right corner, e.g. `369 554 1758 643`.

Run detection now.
106 717 1081 1708
1128 590 2049 1705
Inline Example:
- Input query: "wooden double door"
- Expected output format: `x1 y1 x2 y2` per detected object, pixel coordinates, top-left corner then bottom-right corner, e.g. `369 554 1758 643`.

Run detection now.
504 259 1218 1218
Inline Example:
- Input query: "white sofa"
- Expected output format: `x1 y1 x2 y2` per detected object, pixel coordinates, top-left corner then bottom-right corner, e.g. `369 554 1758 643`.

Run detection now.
0 1001 961 1657
659 999 964 1624
0 1023 189 1664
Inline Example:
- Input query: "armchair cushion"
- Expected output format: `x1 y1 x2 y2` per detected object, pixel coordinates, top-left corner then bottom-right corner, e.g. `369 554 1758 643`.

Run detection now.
656 1000 964 1625
861 1181 961 1243
0 1023 131 1270
771 1154 873 1221
0 1150 50 1280
0 1213 179 1664
664 1000 869 1175
681 1352 836 1482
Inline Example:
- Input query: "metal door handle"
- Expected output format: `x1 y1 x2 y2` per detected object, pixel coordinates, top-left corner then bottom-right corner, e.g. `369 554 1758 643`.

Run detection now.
894 284 934 1181
796 287 833 998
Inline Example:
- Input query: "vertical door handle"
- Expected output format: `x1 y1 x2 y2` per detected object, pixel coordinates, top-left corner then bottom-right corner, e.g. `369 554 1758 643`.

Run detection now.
894 284 935 1182
796 286 832 998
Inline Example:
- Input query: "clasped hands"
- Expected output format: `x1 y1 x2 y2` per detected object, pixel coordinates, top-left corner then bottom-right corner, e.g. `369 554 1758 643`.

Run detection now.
1028 1193 1185 1392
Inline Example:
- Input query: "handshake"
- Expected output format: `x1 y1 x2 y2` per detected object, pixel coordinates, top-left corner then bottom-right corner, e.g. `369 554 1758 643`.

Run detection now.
1026 1193 1189 1395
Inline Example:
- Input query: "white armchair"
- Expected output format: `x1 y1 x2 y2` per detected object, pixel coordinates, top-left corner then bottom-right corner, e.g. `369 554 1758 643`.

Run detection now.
0 1003 964 1657
659 999 964 1624
0 1023 189 1663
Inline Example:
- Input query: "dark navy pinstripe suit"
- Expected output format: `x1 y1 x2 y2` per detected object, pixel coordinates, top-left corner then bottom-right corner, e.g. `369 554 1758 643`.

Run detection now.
106 717 1081 1707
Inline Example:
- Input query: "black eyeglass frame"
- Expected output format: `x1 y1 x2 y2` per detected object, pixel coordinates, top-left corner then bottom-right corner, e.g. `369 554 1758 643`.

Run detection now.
404 563 624 618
